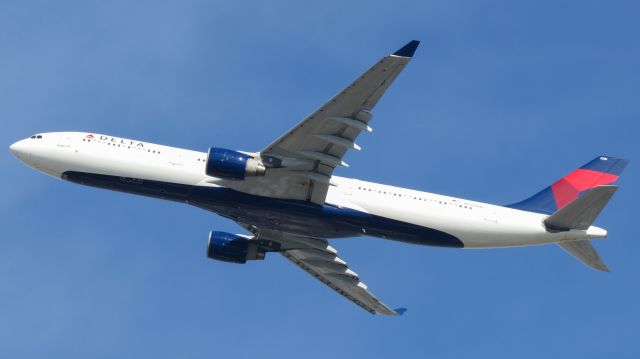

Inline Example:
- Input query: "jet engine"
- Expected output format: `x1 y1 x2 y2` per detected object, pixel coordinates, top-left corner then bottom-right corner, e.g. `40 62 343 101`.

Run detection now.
205 148 266 180
206 231 266 264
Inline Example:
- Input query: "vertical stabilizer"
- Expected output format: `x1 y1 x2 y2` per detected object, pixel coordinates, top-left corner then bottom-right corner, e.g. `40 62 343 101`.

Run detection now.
507 156 628 214
507 156 628 271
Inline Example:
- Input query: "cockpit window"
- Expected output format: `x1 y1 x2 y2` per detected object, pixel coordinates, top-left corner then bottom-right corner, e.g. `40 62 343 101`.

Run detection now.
30 135 42 139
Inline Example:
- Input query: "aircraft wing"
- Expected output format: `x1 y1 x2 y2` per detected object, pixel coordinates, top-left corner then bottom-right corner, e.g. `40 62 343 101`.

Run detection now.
220 41 419 205
252 228 403 315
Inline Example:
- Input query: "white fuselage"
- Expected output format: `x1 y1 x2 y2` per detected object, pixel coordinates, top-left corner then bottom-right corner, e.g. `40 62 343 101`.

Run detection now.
9 132 606 248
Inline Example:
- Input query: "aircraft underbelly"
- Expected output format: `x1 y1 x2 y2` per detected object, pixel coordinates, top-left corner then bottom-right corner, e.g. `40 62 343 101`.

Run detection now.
345 193 555 248
188 185 462 246
62 171 463 247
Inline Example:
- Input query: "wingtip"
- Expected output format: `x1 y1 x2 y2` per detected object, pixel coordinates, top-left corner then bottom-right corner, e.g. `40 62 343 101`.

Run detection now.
594 262 610 272
392 40 420 58
394 307 408 315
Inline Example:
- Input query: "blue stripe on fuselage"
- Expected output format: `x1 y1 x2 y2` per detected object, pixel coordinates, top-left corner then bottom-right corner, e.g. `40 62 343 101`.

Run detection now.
62 171 463 248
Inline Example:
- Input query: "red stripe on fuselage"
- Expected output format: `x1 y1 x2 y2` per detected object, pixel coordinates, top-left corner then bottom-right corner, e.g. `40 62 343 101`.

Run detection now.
551 169 618 209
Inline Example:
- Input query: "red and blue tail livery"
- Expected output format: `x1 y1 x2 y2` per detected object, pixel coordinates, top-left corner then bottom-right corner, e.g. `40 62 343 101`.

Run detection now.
508 156 628 214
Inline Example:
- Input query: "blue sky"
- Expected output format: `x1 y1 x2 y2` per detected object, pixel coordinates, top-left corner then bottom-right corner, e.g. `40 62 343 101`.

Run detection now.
1 0 639 357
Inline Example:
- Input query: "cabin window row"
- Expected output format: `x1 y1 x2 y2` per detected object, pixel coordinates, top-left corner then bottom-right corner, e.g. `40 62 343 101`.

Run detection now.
355 186 473 209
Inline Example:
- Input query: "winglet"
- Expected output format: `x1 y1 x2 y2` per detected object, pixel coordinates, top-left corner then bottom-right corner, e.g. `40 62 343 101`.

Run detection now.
394 307 408 316
392 40 420 58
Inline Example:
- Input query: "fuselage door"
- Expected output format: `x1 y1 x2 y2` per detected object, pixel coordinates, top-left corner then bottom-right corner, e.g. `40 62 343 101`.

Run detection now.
169 150 183 166
57 134 71 147
484 210 498 223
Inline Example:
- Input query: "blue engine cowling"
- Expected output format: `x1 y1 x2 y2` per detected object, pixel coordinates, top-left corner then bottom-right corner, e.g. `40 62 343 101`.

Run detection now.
207 231 265 264
205 148 266 180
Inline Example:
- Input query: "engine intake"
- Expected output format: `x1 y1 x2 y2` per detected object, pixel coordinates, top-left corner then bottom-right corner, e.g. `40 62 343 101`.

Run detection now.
206 231 265 264
206 148 266 180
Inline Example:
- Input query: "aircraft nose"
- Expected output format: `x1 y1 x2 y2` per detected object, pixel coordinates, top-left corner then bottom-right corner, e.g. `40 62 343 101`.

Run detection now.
9 139 31 162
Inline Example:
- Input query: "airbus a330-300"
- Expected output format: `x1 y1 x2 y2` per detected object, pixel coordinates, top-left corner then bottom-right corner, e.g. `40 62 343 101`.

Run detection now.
10 41 628 315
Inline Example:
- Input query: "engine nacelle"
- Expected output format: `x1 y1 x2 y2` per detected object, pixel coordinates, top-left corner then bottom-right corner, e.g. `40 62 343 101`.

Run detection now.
205 147 266 180
206 231 265 264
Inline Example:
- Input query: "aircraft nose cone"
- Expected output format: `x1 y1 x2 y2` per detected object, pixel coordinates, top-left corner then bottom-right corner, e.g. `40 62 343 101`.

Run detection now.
9 139 30 162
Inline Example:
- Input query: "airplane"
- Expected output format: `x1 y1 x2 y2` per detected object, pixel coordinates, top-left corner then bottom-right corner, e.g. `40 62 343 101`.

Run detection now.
9 40 628 315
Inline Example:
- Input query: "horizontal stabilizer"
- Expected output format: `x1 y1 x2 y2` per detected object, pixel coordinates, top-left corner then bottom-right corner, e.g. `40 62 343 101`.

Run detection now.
558 240 609 272
544 185 618 232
